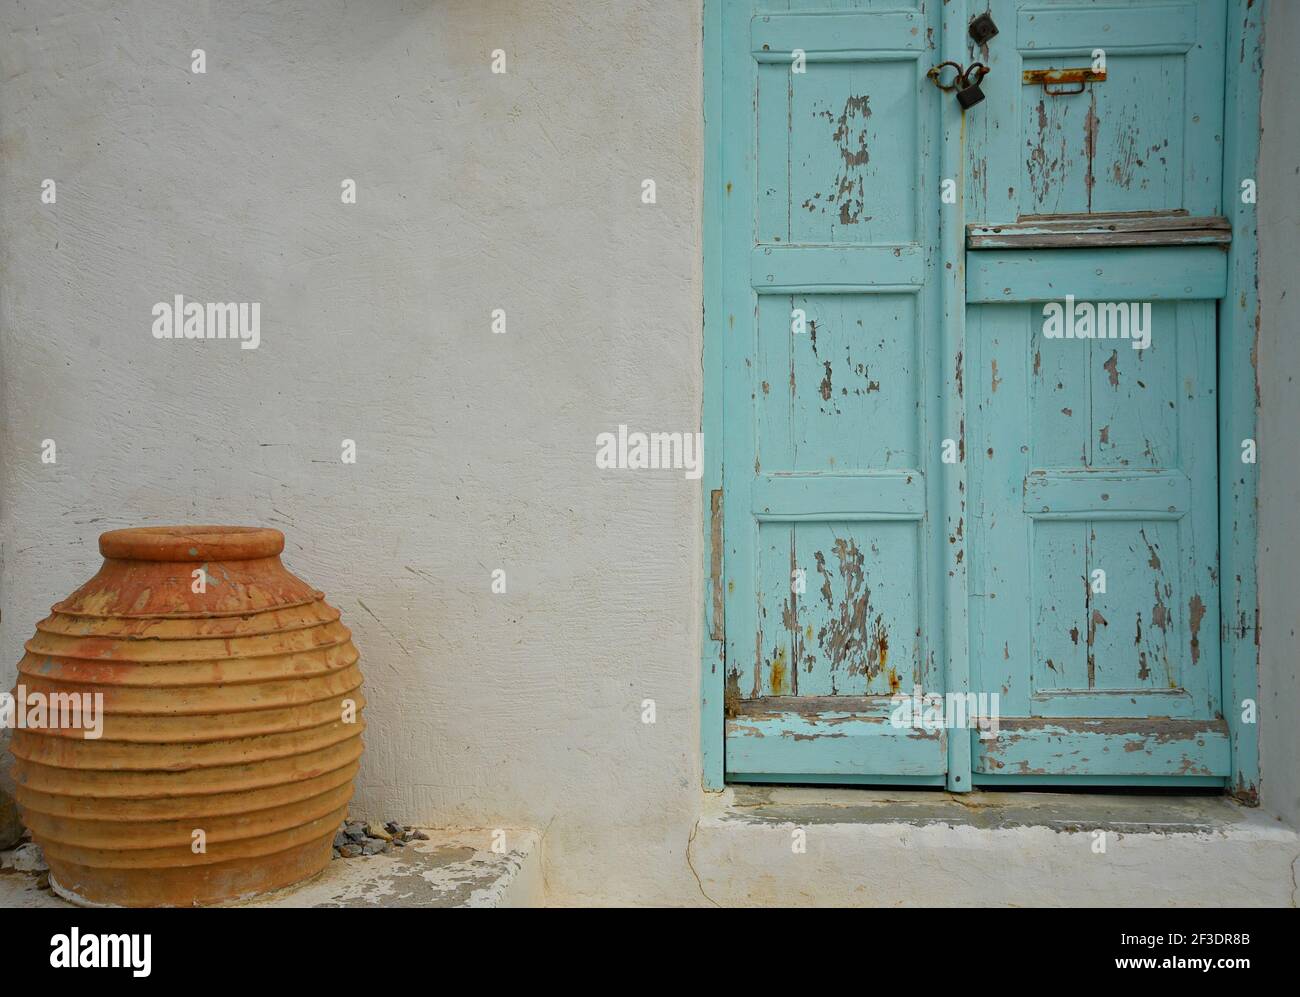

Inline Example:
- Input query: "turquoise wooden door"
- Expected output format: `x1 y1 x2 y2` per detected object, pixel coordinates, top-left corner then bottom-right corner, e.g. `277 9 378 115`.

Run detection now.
717 0 954 784
710 0 1235 789
963 0 1230 785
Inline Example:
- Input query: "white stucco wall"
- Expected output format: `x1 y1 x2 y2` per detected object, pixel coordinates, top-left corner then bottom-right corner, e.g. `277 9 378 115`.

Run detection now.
2 1 1296 908
0 0 707 905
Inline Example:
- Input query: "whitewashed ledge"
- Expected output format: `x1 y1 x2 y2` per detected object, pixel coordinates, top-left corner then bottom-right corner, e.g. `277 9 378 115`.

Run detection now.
0 829 543 909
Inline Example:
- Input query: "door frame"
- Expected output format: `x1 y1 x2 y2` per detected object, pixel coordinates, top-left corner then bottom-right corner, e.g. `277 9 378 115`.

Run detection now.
1217 0 1265 803
699 0 1263 800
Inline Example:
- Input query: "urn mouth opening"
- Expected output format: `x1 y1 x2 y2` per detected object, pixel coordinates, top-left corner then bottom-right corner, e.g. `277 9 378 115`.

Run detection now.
98 526 285 562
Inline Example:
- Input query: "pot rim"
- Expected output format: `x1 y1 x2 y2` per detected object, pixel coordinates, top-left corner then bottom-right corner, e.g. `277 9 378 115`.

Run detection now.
98 526 285 562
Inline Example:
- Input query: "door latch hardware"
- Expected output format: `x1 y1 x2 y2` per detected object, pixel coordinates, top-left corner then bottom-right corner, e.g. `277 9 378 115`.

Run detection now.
1022 67 1106 96
969 12 999 45
957 63 990 108
928 61 991 109
926 60 964 92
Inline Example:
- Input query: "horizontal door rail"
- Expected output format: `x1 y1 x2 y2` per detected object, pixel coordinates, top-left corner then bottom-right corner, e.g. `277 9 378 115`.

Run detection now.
1016 4 1197 53
752 471 925 520
966 246 1227 303
1023 469 1190 519
727 711 946 778
972 717 1230 777
732 695 899 718
751 245 924 293
751 12 925 55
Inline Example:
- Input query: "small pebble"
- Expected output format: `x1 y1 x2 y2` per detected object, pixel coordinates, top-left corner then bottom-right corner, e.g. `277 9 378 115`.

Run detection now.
330 819 424 858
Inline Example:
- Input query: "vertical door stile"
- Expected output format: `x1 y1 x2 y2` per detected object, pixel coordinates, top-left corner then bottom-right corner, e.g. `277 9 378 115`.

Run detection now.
720 2 755 728
1218 0 1264 803
940 0 973 793
700 0 726 791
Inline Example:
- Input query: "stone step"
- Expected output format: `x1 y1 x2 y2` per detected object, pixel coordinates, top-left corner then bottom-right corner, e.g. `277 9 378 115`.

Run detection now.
687 787 1300 907
0 828 543 908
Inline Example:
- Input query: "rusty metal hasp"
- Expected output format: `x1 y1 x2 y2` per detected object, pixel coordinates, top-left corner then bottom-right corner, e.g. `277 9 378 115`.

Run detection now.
1022 66 1107 96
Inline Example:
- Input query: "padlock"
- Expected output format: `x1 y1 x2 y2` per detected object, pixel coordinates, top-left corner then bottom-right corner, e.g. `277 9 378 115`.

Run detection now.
956 80 984 108
957 63 989 109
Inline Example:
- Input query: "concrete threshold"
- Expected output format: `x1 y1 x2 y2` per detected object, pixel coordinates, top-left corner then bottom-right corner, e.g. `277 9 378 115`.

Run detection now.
689 787 1300 907
0 828 543 908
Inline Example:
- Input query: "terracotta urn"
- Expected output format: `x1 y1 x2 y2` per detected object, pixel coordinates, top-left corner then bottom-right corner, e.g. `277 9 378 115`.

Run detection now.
8 526 364 906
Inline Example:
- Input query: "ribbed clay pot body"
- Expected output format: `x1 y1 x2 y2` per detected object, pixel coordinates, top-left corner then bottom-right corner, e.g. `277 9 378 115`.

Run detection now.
8 526 364 906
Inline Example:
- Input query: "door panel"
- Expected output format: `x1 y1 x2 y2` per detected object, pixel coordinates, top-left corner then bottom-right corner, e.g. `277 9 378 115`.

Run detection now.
721 0 948 782
757 292 920 473
759 56 920 244
966 0 1226 225
754 519 922 698
967 292 1227 777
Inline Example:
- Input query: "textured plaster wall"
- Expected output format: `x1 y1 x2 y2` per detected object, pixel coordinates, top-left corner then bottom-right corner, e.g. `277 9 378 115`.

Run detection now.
1258 0 1300 831
0 0 706 904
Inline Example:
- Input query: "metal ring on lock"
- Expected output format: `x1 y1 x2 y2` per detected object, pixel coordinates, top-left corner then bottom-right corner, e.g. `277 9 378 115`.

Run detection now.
926 60 964 92
961 62 991 90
